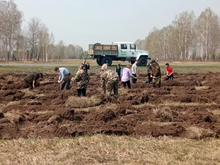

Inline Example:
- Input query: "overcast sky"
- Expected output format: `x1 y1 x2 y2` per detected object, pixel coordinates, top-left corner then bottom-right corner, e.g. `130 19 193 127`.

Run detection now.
14 0 220 50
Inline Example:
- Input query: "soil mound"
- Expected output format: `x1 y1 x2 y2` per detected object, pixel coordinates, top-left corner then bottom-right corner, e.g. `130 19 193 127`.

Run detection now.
0 72 220 139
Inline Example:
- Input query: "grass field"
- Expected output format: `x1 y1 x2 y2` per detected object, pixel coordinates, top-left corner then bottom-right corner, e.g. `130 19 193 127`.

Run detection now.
0 59 220 74
0 135 220 165
0 60 220 165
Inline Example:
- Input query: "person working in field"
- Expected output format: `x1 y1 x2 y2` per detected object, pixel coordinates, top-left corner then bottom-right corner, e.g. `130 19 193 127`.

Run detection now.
100 62 109 92
131 60 139 83
81 59 90 72
71 65 90 97
151 60 161 88
54 67 71 90
101 62 109 70
145 62 152 84
115 64 122 78
121 64 136 89
100 68 119 99
24 72 43 90
165 63 173 80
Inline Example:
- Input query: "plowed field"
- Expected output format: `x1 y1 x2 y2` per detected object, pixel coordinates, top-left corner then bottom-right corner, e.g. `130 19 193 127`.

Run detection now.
0 72 220 139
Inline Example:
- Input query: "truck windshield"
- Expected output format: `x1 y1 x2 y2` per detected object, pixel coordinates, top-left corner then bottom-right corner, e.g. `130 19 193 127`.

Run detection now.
130 44 136 49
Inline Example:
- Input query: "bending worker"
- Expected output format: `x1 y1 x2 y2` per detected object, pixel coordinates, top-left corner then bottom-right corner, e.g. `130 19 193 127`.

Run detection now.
165 63 173 80
54 67 71 90
24 72 43 90
100 69 119 99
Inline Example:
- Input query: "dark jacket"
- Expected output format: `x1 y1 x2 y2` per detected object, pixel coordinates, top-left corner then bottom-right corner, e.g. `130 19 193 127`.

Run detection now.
115 66 122 77
82 63 90 72
24 73 40 84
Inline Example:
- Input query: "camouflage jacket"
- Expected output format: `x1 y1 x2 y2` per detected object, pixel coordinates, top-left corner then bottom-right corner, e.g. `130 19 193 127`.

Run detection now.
151 62 161 77
72 69 90 89
100 69 118 82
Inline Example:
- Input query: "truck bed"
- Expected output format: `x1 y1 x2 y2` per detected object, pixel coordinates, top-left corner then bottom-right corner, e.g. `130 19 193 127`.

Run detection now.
88 44 118 56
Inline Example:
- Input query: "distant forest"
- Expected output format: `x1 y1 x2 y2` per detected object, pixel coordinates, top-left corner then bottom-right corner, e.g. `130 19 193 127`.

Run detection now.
0 1 219 61
136 8 220 61
0 0 88 62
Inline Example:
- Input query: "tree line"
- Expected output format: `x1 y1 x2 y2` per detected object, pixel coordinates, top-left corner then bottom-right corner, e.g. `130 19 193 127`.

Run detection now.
136 8 220 61
2 1 218 62
0 0 87 62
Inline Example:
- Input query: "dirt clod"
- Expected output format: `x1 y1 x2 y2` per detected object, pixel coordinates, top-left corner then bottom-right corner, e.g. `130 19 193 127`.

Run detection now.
0 72 220 139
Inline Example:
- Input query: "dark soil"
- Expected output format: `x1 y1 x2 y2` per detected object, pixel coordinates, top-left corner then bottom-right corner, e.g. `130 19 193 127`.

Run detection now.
0 72 220 139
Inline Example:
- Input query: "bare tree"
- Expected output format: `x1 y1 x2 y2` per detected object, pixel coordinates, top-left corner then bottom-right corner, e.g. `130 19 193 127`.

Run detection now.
48 33 55 61
27 17 41 60
146 26 175 61
146 27 162 60
74 45 83 58
0 0 23 60
172 11 195 60
56 40 65 61
196 8 220 61
16 32 28 61
0 33 4 59
0 1 88 62
66 44 75 59
136 39 146 50
38 23 49 62
145 8 220 61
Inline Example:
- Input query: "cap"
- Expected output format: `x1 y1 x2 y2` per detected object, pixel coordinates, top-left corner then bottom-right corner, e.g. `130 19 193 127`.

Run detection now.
151 60 156 63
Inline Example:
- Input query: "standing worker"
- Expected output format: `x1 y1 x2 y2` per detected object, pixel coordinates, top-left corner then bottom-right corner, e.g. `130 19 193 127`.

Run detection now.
24 72 43 90
165 63 174 80
82 59 90 72
131 60 138 83
72 65 90 97
151 60 161 88
100 69 119 98
100 62 109 92
145 62 152 84
115 64 122 78
54 67 71 90
121 64 136 89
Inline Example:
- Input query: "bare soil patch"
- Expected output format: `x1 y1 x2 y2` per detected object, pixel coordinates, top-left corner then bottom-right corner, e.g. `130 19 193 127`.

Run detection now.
0 72 220 139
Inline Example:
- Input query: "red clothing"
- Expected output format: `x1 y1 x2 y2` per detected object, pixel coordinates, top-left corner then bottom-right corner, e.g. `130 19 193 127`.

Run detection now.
166 66 173 75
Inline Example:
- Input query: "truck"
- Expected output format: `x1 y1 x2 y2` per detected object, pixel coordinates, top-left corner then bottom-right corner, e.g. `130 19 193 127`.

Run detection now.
88 42 150 66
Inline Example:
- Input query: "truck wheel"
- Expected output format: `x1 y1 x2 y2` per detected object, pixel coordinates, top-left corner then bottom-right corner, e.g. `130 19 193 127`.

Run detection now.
138 57 147 66
96 59 102 66
101 57 112 66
